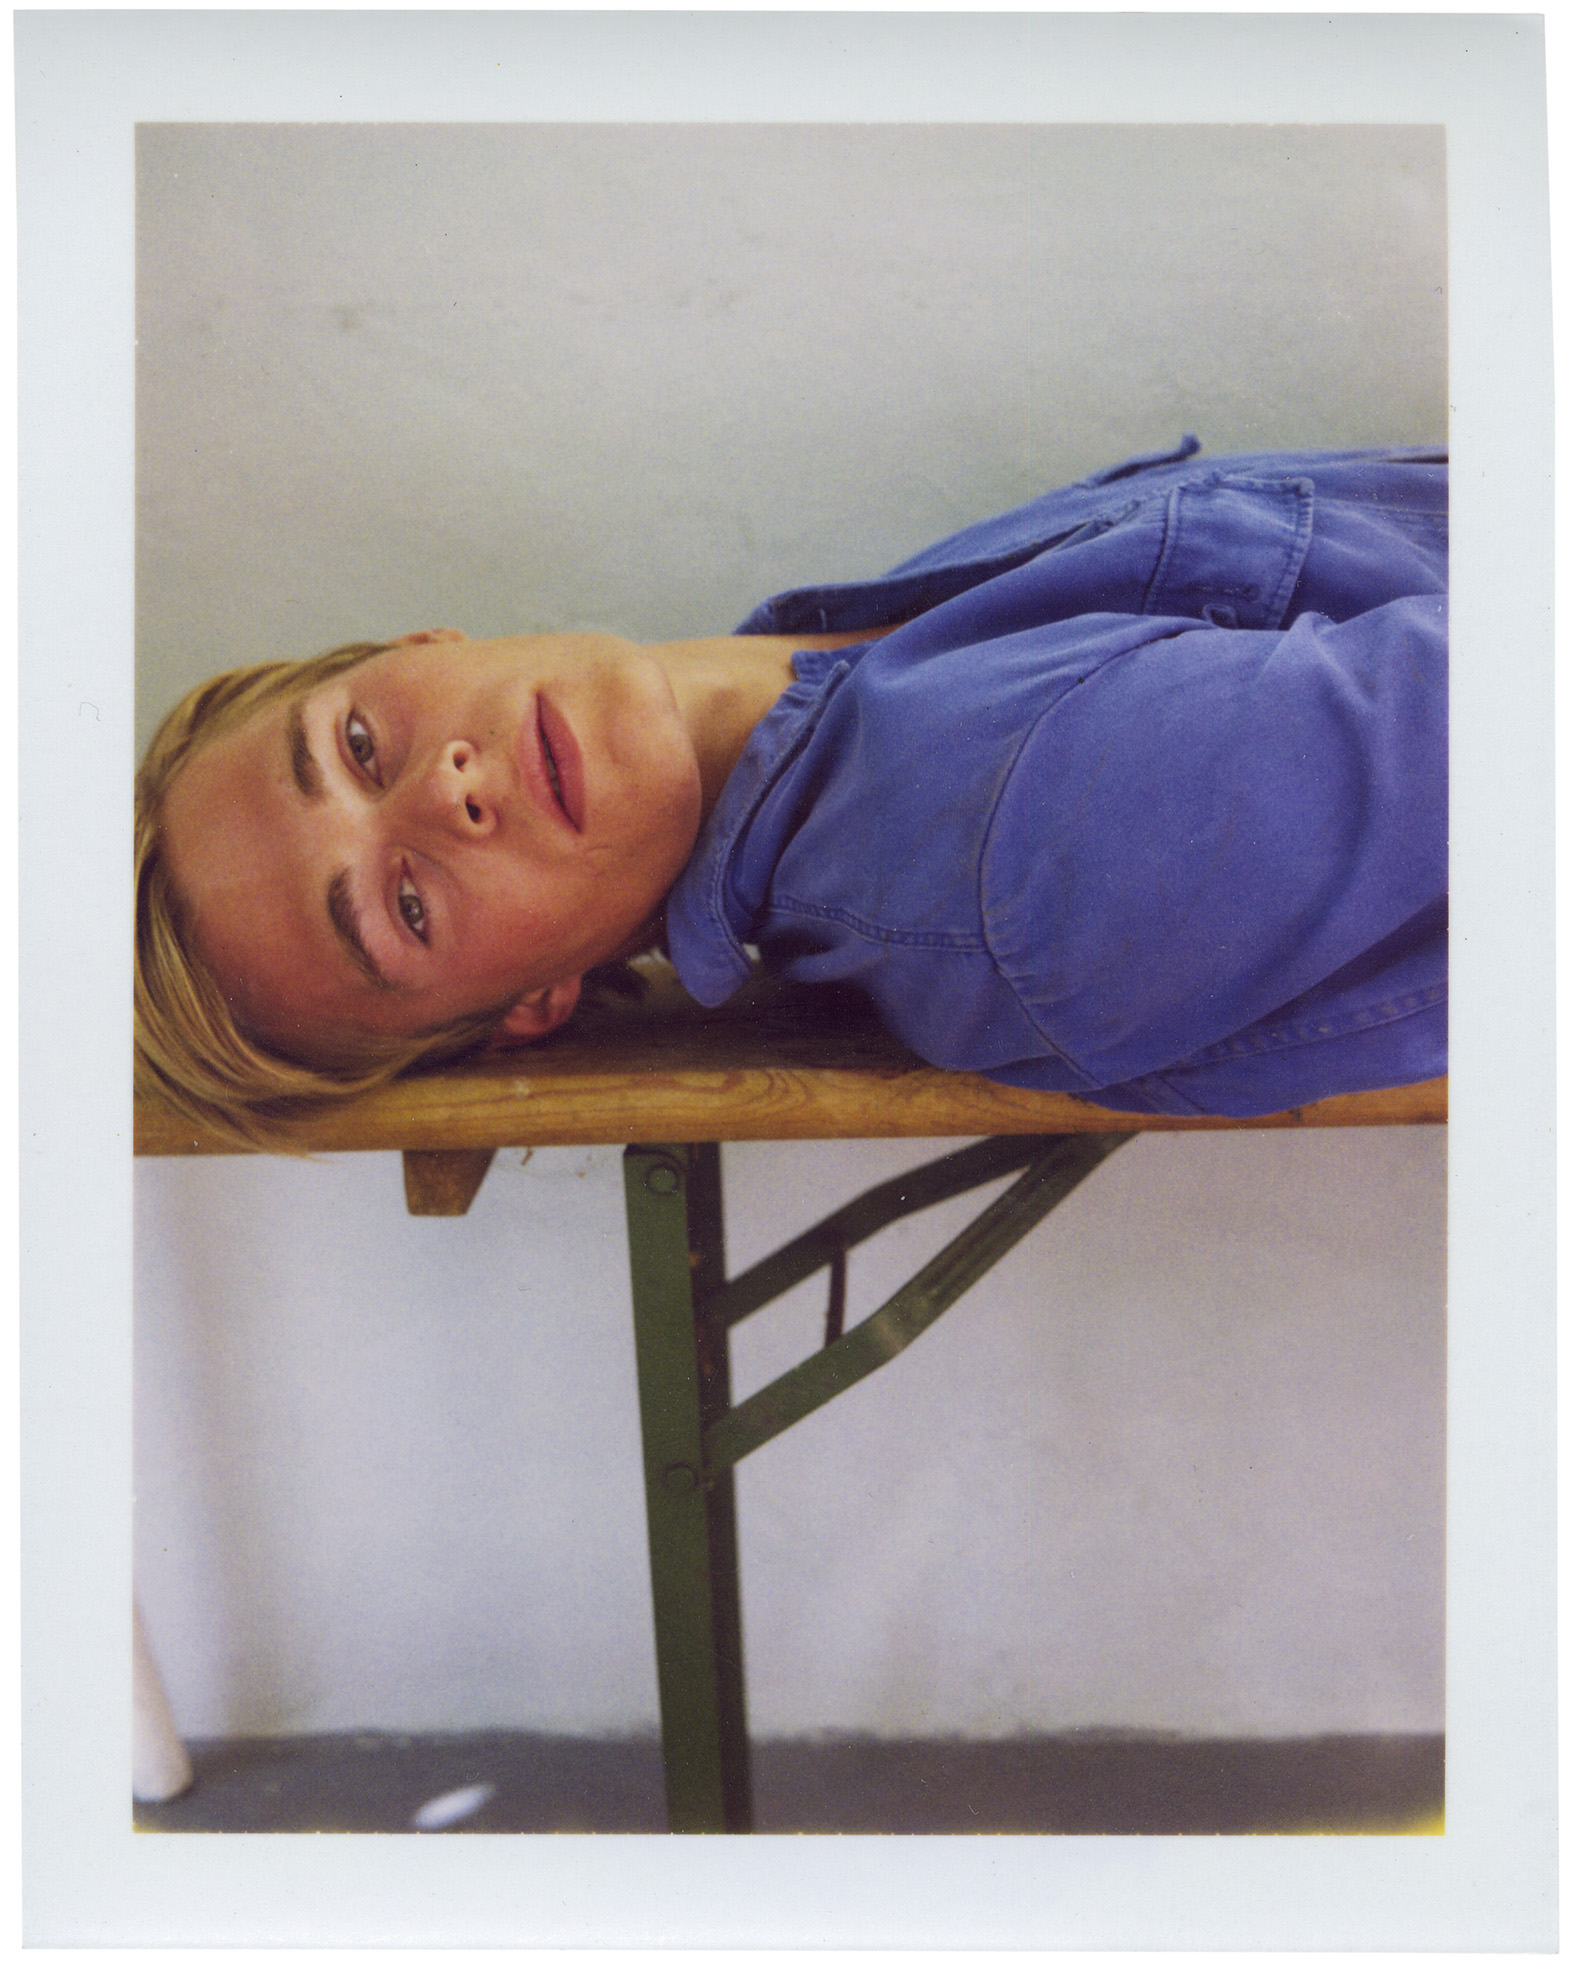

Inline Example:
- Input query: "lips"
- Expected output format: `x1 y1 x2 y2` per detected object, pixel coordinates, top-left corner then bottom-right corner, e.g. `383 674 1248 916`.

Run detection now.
531 695 584 833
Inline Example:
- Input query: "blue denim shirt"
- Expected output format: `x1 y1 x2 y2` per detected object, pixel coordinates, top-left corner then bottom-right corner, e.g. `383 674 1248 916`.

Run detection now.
665 439 1447 1115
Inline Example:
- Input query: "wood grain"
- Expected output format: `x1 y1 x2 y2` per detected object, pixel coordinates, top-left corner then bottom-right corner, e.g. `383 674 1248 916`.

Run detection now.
402 1149 498 1216
133 966 1448 1157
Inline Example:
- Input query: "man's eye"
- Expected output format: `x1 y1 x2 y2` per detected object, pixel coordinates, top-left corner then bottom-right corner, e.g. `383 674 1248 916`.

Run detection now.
397 876 427 940
346 711 379 777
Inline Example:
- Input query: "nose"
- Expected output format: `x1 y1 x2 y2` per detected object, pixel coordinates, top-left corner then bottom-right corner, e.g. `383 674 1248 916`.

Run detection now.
422 740 500 837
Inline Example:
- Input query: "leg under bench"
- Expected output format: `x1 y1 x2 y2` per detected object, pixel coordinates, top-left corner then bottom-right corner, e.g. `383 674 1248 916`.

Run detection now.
621 1133 1130 1834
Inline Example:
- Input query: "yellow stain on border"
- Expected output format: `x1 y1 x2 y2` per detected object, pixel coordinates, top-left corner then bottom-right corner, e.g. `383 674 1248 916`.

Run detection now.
1280 1806 1444 1836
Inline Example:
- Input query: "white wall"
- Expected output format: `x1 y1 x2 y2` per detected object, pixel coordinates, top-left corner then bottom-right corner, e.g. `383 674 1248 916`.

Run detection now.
135 124 1448 1740
136 1131 1445 1739
136 122 1446 742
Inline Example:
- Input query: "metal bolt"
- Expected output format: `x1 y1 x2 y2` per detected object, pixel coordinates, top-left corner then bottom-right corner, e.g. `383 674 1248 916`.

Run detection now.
662 1462 700 1495
644 1160 683 1196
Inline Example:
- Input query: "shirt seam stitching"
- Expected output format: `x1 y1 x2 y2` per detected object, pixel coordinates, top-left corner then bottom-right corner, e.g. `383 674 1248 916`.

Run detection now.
1178 983 1448 1066
765 895 987 950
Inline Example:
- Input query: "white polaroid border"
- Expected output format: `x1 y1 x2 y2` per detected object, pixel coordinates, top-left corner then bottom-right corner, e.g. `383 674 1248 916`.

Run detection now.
18 6 1555 1952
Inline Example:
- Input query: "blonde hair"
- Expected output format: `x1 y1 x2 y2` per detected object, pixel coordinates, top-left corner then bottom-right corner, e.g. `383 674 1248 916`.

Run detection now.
135 643 642 1153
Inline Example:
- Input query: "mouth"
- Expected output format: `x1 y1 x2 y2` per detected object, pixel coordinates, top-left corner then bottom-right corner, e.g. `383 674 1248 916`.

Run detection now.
533 695 584 832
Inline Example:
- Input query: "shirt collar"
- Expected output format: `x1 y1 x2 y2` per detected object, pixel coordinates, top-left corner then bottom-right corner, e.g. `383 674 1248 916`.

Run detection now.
664 649 854 1005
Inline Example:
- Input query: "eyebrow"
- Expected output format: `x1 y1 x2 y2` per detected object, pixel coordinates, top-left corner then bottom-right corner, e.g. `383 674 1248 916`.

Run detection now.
287 698 325 802
327 868 399 994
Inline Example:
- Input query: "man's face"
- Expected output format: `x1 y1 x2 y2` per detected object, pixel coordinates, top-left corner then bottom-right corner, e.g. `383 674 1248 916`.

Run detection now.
161 631 704 1054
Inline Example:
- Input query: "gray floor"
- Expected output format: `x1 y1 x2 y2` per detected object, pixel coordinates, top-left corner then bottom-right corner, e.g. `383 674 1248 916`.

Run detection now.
135 1731 1444 1835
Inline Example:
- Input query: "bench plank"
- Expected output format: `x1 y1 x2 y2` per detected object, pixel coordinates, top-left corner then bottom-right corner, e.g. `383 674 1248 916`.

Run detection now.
133 967 1447 1156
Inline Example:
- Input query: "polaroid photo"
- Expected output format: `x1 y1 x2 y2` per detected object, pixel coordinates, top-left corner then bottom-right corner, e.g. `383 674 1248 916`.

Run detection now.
18 7 1555 1953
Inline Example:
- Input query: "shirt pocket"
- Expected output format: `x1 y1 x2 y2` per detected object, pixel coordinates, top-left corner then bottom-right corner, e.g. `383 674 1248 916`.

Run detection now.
1141 473 1316 630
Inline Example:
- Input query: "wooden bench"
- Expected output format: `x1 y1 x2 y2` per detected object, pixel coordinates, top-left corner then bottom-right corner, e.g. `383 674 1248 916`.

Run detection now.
133 966 1446 1831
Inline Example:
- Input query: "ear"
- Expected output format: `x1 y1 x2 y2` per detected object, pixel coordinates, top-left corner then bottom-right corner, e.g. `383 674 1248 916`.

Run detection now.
392 627 468 647
489 977 582 1046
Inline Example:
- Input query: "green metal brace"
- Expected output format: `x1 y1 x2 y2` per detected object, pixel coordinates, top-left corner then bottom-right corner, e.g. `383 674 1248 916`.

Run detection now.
622 1130 1132 1834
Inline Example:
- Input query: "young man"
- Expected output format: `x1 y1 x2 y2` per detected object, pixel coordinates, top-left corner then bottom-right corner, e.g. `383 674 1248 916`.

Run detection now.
138 438 1447 1147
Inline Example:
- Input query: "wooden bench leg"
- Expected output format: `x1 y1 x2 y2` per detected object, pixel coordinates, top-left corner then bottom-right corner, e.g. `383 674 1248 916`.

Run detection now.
402 1149 497 1216
623 1142 752 1834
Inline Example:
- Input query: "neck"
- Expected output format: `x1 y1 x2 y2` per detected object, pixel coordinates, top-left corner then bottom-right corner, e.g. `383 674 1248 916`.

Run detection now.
652 625 897 821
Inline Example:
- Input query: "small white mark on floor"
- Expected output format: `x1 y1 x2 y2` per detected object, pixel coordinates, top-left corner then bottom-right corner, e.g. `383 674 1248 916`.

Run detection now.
411 1782 496 1831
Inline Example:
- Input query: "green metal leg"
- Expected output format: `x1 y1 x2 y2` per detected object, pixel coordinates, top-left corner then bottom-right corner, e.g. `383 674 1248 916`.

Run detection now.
622 1131 1130 1834
707 1133 1131 1471
623 1143 752 1833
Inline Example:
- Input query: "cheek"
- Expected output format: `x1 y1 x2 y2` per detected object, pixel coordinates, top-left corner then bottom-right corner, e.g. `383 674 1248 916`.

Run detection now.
459 869 582 993
643 758 703 854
